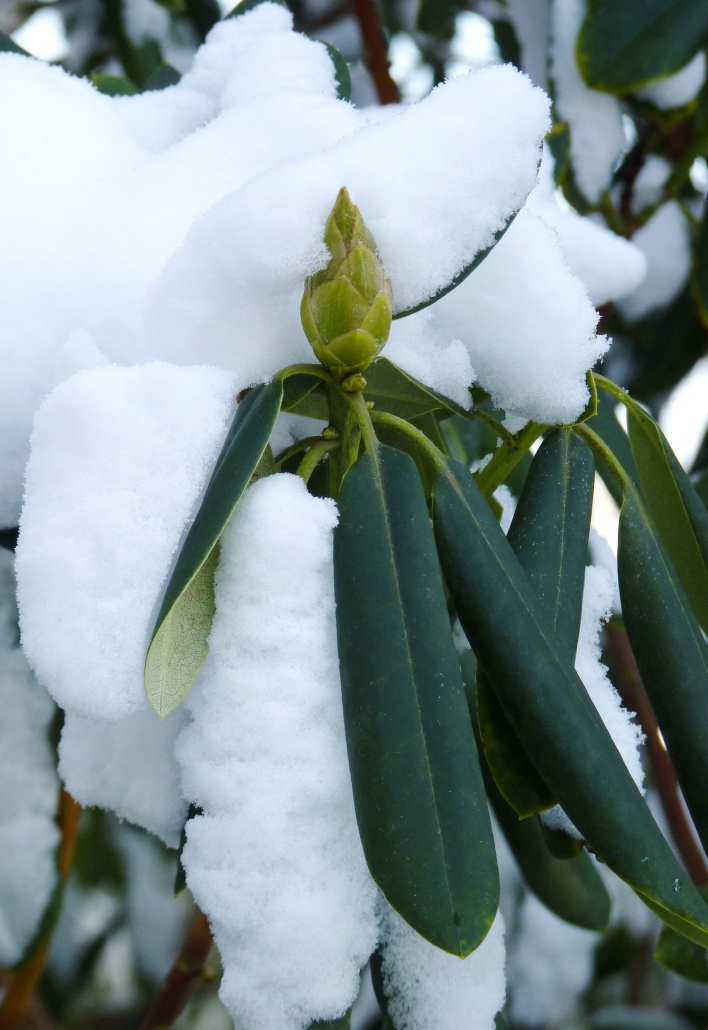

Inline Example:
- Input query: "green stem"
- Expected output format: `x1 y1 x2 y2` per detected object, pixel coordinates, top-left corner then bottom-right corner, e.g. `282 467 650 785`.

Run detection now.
275 436 326 470
473 409 514 446
296 440 339 484
348 391 380 454
593 372 631 409
572 422 634 496
474 421 545 496
369 409 447 471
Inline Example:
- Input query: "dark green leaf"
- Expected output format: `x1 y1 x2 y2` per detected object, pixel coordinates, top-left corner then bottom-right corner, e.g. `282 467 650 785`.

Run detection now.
492 19 520 67
415 0 463 36
546 122 571 185
363 357 470 422
335 445 498 956
656 887 708 982
625 398 708 632
463 653 610 930
281 371 329 420
0 528 18 552
540 822 583 860
141 62 181 90
184 0 220 41
145 381 282 717
577 0 708 93
320 41 351 101
477 669 556 818
227 0 287 16
309 1010 352 1030
0 30 29 55
692 205 708 329
594 925 640 979
588 1007 693 1030
393 211 518 320
618 488 708 853
433 458 708 948
90 73 138 95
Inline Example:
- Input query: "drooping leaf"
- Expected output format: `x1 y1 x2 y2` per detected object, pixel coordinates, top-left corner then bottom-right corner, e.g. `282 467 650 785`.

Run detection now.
91 73 138 95
393 211 518 320
618 487 708 854
141 62 181 90
416 0 464 36
334 445 499 956
281 370 330 420
320 41 351 102
478 429 593 817
540 822 584 860
227 0 288 15
363 358 470 422
476 669 555 818
656 886 708 983
463 652 609 930
624 397 708 633
145 381 282 717
577 0 708 93
433 458 708 947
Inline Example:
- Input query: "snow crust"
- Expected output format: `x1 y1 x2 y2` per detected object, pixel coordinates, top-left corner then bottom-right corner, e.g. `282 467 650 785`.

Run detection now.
617 202 692 321
551 0 625 203
378 902 506 1030
0 550 59 966
635 52 706 111
177 474 378 1030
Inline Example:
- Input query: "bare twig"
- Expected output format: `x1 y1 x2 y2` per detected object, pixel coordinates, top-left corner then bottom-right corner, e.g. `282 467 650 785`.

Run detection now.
138 909 214 1030
605 624 708 887
349 0 399 104
0 789 81 1030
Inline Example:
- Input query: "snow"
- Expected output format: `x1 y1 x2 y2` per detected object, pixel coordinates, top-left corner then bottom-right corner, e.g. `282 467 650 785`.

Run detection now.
617 202 691 321
59 708 188 847
507 893 597 1026
630 155 671 215
143 63 550 375
378 901 506 1030
636 52 706 111
17 362 237 721
385 314 474 411
551 0 626 203
506 0 551 89
177 474 378 1030
526 149 647 306
576 566 645 790
430 207 607 424
0 4 359 526
0 549 59 967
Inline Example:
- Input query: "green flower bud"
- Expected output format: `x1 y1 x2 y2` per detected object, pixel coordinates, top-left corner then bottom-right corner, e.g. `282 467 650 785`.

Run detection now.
301 187 392 378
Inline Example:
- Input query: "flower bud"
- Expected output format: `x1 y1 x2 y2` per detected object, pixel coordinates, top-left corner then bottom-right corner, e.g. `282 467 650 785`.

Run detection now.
301 187 392 378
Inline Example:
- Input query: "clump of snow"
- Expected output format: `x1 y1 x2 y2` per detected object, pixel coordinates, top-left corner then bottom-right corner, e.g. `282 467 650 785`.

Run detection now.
630 155 672 214
378 901 506 1030
0 4 359 525
576 566 644 790
507 892 597 1026
539 805 582 839
527 149 646 306
551 0 625 203
17 362 237 720
431 208 607 424
143 63 550 376
0 549 59 966
385 313 474 410
506 0 551 89
177 474 378 1030
59 708 188 847
635 52 706 111
617 202 691 321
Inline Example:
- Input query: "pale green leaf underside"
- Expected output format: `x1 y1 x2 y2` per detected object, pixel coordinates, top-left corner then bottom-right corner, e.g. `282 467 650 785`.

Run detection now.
145 545 219 718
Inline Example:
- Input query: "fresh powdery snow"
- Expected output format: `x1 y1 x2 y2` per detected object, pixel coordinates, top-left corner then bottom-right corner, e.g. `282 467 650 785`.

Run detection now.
177 474 378 1030
551 0 625 204
378 902 506 1030
0 549 59 966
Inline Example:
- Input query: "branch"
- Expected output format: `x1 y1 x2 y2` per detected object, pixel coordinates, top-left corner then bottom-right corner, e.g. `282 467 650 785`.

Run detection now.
138 909 213 1030
0 789 81 1030
605 624 708 887
348 0 399 104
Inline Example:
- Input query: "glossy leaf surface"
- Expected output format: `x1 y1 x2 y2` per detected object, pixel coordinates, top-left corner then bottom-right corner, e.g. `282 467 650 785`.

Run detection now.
588 391 640 506
656 887 708 983
618 488 708 853
145 381 282 717
626 400 708 632
334 445 498 956
433 458 708 947
577 0 708 93
363 358 469 422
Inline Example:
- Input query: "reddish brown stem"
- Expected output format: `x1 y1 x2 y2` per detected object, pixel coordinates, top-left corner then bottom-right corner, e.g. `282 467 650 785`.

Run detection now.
605 624 708 887
0 789 81 1030
349 0 399 104
138 910 213 1030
